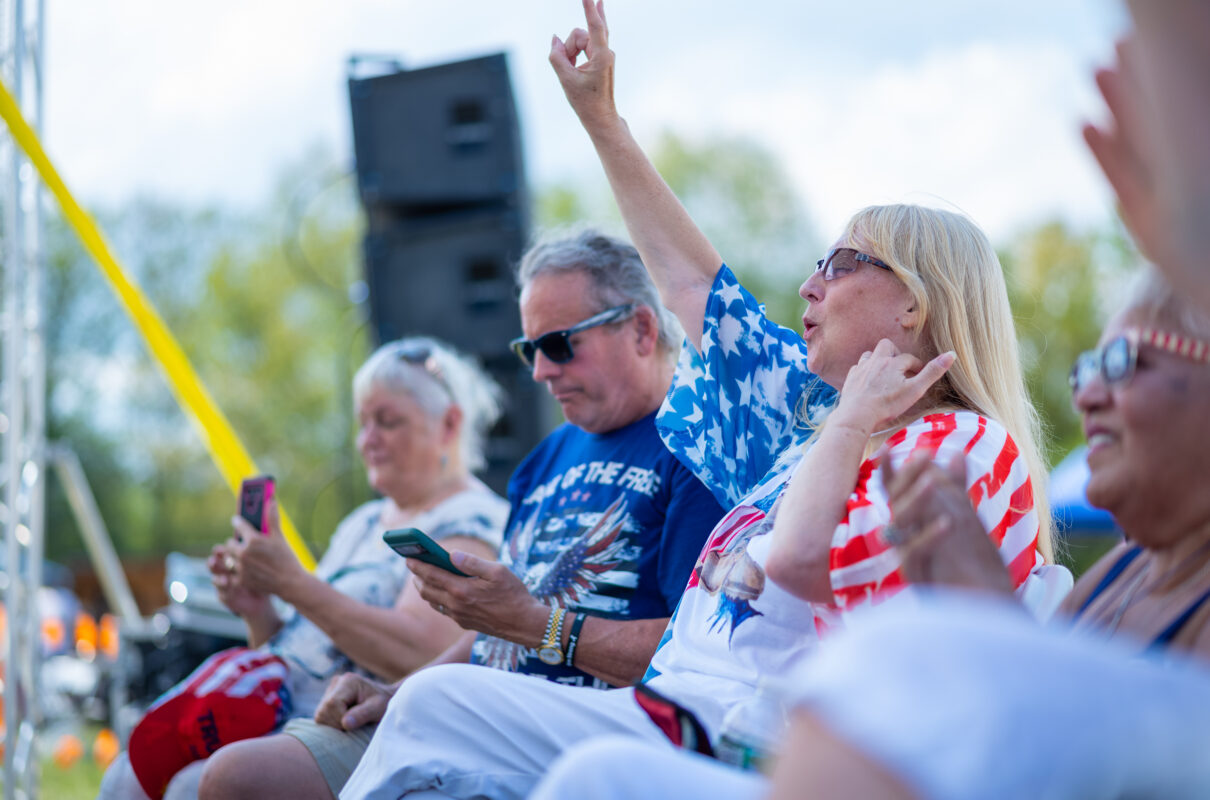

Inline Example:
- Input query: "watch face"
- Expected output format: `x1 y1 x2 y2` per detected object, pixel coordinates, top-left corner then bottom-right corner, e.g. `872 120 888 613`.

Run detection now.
537 646 563 666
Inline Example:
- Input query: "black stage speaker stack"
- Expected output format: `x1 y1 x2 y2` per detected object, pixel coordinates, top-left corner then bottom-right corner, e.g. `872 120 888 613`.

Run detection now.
349 53 545 495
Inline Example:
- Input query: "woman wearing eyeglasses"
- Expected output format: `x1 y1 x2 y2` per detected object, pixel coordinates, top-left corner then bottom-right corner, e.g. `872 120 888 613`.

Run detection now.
550 0 1059 662
100 338 508 800
1060 283 1210 648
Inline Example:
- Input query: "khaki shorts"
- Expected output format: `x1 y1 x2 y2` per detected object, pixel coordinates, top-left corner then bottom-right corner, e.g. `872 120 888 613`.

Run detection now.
282 717 377 797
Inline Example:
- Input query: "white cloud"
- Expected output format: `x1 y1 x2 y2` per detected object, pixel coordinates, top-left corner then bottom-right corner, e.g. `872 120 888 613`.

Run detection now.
39 0 1122 245
626 38 1113 244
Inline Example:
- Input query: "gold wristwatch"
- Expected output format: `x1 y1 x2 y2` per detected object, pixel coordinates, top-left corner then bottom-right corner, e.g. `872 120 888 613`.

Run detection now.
537 606 566 665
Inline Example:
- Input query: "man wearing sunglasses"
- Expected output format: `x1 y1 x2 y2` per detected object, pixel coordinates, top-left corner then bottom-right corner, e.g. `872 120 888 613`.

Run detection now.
200 230 726 800
424 228 725 685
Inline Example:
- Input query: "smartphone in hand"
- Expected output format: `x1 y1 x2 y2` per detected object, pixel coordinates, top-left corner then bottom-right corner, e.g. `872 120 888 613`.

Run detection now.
383 528 470 577
238 475 275 535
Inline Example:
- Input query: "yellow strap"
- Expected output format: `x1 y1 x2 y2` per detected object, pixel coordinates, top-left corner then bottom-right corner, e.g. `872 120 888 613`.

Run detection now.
0 77 316 570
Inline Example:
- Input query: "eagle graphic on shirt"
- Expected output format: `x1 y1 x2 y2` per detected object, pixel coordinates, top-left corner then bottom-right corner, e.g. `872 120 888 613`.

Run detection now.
687 505 774 642
475 496 631 672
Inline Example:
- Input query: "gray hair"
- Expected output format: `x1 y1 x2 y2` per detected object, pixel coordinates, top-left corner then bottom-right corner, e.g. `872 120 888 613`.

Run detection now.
1127 267 1210 340
516 227 684 354
353 337 502 473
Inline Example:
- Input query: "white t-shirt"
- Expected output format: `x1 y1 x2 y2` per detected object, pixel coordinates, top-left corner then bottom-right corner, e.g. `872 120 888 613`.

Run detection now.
268 482 508 715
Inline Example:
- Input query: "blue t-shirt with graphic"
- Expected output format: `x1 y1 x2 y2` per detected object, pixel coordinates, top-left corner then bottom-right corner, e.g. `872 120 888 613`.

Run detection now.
469 409 726 687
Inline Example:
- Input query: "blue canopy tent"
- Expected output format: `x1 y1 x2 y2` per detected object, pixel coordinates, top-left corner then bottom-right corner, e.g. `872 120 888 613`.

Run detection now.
1048 446 1121 536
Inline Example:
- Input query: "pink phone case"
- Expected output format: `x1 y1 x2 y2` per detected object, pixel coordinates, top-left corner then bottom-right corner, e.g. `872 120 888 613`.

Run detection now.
239 475 275 535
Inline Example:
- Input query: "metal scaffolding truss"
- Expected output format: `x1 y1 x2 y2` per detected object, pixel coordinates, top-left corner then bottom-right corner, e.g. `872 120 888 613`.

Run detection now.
1 0 46 796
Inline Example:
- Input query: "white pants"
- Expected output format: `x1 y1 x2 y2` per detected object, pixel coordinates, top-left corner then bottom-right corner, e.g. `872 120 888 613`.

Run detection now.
530 736 766 800
339 664 672 800
537 595 1210 800
96 751 205 800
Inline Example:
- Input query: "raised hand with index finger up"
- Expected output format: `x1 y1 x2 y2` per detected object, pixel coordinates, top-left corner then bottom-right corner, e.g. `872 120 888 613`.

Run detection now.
549 0 618 130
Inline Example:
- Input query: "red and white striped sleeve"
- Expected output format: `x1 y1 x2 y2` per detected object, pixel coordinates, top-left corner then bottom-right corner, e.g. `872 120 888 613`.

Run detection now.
825 411 1041 615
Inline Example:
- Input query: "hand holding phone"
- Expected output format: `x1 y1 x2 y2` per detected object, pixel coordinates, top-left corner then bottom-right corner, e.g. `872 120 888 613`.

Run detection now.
383 528 470 577
238 475 276 536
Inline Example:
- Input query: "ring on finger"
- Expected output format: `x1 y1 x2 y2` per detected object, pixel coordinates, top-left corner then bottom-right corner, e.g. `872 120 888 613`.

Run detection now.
437 604 447 615
224 554 237 571
880 523 907 546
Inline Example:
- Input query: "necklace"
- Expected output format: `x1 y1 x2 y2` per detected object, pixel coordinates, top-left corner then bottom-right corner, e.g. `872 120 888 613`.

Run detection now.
1103 546 1210 635
1104 564 1149 634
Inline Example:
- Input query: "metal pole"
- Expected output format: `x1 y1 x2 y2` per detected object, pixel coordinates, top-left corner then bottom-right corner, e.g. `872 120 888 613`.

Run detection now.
17 4 45 797
1 0 44 795
2 2 30 796
48 446 144 628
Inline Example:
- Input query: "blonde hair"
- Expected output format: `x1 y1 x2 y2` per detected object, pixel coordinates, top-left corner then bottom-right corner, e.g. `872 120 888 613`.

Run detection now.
842 204 1055 562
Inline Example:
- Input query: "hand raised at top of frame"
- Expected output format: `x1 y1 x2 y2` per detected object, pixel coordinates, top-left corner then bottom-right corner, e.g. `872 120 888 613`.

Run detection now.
1083 40 1169 270
550 0 620 131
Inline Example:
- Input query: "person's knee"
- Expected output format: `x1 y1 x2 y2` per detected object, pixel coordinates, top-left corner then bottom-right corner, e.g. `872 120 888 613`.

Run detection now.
557 738 654 789
97 751 151 800
199 733 333 800
387 663 475 729
535 737 674 800
163 760 205 800
198 737 275 800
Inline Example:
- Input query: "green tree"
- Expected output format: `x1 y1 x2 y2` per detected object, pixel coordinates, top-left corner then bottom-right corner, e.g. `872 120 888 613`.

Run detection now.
43 153 372 568
652 132 820 329
43 199 243 560
1001 220 1138 466
535 131 820 330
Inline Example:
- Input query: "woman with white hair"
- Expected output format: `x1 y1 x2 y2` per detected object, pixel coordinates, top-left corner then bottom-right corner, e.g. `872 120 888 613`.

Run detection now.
218 337 508 713
100 337 508 800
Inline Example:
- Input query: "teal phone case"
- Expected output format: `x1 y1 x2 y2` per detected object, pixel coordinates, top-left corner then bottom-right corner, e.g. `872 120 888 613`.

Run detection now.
383 527 470 577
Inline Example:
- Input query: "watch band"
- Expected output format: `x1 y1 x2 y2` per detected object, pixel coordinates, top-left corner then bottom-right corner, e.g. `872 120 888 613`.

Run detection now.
537 606 567 665
564 612 587 667
550 606 566 649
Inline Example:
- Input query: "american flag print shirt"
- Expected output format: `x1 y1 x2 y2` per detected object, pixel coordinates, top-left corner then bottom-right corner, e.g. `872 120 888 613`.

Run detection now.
643 266 1040 729
823 411 1042 620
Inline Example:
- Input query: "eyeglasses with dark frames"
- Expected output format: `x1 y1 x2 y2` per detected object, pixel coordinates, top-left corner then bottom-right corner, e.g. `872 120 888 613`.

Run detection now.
814 248 894 281
510 304 637 367
1069 327 1210 400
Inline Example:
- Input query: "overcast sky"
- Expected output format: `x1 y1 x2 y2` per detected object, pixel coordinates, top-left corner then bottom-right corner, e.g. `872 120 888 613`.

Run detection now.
43 0 1128 244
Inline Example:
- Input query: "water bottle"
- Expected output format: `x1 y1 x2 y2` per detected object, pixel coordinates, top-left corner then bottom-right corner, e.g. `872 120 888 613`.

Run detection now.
714 679 789 772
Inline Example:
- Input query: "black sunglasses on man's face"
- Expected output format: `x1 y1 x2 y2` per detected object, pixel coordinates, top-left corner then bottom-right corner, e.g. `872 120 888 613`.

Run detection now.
510 304 636 367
